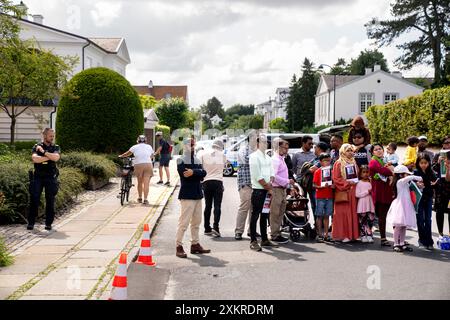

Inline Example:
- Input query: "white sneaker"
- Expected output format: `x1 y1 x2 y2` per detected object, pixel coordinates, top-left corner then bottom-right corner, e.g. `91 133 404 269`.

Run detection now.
361 236 369 243
342 238 351 243
368 236 374 243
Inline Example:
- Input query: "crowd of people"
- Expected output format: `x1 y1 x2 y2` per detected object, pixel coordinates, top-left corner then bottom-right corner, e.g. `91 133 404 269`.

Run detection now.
173 116 450 258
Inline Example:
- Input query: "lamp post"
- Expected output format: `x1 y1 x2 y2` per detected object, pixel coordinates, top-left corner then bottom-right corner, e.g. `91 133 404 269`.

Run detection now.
318 64 336 125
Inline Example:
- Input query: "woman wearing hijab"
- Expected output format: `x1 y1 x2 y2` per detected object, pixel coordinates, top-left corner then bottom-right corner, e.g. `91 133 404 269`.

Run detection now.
331 144 360 242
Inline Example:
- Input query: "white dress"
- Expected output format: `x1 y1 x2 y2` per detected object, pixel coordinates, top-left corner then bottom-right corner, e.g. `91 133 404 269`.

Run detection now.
386 175 423 228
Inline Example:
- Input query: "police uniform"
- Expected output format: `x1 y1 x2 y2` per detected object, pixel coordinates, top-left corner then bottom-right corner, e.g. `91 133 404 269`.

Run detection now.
28 142 60 228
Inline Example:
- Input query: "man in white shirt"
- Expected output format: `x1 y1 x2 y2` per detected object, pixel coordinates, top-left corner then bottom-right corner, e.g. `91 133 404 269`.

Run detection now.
198 139 226 237
249 134 279 251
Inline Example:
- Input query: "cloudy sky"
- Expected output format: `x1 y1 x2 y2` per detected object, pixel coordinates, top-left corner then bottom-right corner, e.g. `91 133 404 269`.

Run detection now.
24 0 433 109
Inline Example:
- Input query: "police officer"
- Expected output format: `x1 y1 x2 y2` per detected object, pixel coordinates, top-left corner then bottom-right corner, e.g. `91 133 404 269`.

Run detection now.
27 128 61 231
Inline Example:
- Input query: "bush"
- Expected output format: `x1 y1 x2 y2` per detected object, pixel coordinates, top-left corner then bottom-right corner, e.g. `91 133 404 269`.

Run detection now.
56 67 144 153
8 141 38 151
155 97 189 132
366 86 450 145
59 152 117 181
155 124 171 140
0 160 86 224
0 237 14 267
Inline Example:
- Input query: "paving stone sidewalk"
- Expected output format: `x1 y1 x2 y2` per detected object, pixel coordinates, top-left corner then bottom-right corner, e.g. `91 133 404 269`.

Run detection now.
0 162 178 300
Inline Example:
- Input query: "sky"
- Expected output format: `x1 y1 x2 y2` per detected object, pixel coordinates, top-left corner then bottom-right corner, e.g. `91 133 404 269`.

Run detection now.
22 0 434 109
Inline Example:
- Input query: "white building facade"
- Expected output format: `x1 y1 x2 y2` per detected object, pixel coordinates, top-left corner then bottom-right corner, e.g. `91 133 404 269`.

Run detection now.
255 88 290 129
0 14 131 142
314 65 425 126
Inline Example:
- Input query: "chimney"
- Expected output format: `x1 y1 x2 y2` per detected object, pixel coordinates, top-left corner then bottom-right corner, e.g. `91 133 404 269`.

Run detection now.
32 14 43 24
365 67 372 75
17 1 28 20
391 71 402 78
148 80 154 89
373 64 381 72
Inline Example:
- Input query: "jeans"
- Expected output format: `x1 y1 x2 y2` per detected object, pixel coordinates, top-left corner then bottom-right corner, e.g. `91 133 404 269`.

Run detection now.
28 175 59 227
203 180 224 231
250 189 268 242
417 197 434 246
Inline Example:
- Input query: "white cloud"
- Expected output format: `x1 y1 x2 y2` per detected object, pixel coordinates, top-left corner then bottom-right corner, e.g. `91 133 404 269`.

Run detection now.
90 1 122 27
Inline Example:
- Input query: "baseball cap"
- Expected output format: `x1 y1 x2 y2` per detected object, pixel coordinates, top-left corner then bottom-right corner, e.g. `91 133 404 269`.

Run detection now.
156 131 163 136
394 165 412 175
212 139 224 150
418 135 427 141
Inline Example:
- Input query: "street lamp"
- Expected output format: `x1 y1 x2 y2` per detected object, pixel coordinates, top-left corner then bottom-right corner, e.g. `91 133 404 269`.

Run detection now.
318 64 336 126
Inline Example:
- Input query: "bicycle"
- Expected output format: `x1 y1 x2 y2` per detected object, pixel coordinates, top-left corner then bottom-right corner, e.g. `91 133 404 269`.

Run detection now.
119 157 134 206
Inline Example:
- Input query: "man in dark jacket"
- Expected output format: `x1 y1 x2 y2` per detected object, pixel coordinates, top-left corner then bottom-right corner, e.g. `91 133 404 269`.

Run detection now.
175 138 211 258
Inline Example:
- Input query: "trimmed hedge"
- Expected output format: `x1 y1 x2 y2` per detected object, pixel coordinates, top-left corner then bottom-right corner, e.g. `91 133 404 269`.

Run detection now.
56 67 144 153
366 86 450 145
59 152 117 181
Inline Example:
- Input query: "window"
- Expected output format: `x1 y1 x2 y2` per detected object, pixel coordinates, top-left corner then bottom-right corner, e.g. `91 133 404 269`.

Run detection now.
384 93 398 104
359 93 374 113
164 93 172 99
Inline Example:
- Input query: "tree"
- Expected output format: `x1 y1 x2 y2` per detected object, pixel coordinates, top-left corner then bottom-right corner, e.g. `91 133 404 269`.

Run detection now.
56 68 143 153
0 39 77 144
155 97 189 132
269 118 288 132
286 58 320 132
140 95 157 109
349 49 390 75
330 58 351 75
365 0 450 86
0 0 26 40
229 115 263 130
200 96 225 119
225 104 254 116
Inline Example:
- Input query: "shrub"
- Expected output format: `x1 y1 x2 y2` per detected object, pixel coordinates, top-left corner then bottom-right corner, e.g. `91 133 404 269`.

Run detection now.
0 237 14 267
59 152 117 181
0 159 87 224
155 97 189 132
8 141 38 151
156 124 171 140
56 67 144 153
366 86 450 145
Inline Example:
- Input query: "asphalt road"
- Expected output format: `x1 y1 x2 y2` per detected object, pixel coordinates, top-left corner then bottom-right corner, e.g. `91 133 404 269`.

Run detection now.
128 175 450 300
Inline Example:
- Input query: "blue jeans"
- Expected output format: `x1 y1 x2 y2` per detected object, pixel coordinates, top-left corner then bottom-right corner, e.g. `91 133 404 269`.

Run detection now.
416 197 434 246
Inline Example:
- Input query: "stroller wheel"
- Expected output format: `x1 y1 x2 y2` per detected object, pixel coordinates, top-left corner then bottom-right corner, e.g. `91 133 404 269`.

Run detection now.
290 230 301 242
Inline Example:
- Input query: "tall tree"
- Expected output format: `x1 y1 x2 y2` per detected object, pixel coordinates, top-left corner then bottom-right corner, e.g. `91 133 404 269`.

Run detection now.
349 49 390 75
287 58 319 132
330 58 351 75
155 97 189 132
0 0 26 40
225 103 254 116
365 0 450 86
0 39 77 145
200 96 225 119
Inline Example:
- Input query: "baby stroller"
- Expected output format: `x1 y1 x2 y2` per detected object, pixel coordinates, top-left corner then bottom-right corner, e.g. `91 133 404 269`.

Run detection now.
282 187 316 241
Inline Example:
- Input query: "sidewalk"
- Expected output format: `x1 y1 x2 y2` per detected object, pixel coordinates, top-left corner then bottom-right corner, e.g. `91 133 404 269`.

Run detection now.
0 161 179 300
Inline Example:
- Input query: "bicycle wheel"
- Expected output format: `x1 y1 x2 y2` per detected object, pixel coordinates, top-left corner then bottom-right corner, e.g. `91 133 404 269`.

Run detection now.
125 174 132 202
120 178 126 206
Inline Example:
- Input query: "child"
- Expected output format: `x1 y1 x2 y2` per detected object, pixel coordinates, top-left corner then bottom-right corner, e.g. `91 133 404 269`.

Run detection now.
384 142 399 167
403 136 419 171
355 165 375 243
387 165 423 253
313 153 334 242
414 153 438 250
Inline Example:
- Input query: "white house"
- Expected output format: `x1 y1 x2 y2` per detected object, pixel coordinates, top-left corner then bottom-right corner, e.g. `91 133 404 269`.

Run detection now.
0 10 131 142
314 65 425 126
255 88 290 129
210 115 223 127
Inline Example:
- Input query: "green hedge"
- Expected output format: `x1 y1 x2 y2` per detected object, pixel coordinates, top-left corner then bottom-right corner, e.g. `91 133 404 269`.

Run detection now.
0 161 87 224
56 67 144 153
59 152 117 181
366 86 450 145
0 152 115 224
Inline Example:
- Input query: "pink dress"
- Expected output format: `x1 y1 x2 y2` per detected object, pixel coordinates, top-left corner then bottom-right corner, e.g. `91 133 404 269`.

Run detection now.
387 175 423 228
356 180 375 214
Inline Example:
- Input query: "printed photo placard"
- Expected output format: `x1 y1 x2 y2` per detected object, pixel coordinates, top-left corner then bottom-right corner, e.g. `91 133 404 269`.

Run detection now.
345 164 359 183
321 166 332 187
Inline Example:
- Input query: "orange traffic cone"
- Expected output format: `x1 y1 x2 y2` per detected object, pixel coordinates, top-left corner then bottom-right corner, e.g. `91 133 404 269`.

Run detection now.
136 224 156 266
109 252 127 300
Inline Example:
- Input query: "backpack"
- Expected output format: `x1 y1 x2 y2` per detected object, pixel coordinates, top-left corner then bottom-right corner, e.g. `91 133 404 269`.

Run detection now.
297 161 314 192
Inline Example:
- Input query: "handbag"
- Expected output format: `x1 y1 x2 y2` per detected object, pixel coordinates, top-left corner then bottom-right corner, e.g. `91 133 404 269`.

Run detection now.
335 190 349 203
